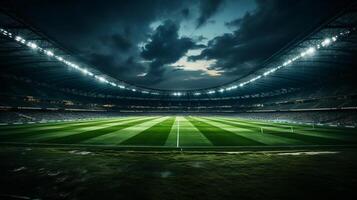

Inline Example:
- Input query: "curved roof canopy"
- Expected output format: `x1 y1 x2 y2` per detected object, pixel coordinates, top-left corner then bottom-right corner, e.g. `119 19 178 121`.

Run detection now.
1 4 357 100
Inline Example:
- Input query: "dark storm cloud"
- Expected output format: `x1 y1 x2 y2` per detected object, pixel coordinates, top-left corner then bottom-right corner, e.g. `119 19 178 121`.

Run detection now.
149 69 231 90
3 0 192 82
190 0 351 76
90 53 146 79
196 0 224 28
101 34 132 52
141 20 203 80
181 8 190 18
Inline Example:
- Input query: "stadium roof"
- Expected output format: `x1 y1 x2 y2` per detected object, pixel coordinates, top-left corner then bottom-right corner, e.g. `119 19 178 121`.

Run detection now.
1 3 357 100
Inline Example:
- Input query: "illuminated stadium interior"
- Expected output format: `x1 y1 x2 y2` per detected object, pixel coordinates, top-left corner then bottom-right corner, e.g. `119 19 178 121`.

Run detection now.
1 1 357 200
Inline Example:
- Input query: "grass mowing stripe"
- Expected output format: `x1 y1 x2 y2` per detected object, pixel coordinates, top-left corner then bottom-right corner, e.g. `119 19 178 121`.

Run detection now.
0 118 133 141
221 117 296 130
0 118 127 136
223 117 356 134
187 117 264 146
164 117 179 146
164 117 213 147
219 118 355 144
120 117 175 146
26 118 142 142
0 118 119 132
200 117 306 145
43 117 158 144
260 128 351 145
179 117 213 146
83 117 169 145
204 117 261 132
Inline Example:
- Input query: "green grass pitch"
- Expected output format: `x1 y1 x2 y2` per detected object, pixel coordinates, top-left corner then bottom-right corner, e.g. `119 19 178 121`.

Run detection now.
0 116 356 149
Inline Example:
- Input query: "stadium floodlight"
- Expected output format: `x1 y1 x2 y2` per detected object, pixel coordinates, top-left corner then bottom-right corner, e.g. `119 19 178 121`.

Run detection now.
172 92 182 96
56 56 64 61
118 85 125 89
27 42 38 49
219 88 224 93
283 59 292 66
15 36 26 44
306 47 316 55
95 76 108 83
208 90 216 94
87 71 94 76
44 50 54 56
194 92 201 96
110 82 117 87
322 38 331 47
81 68 89 75
225 85 237 91
15 36 22 42
132 89 136 92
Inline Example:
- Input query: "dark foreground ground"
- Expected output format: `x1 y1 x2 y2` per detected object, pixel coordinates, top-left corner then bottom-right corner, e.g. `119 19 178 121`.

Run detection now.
0 146 357 200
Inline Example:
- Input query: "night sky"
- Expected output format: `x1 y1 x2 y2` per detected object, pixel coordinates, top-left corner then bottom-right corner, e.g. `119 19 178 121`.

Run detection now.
2 0 351 89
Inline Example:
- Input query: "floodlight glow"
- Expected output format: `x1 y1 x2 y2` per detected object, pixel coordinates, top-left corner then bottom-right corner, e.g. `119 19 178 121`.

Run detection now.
232 85 238 89
27 42 37 49
44 50 54 56
306 47 315 55
15 36 22 42
172 92 182 96
81 69 89 75
225 85 238 91
322 38 331 46
97 76 107 82
14 36 26 44
0 26 352 96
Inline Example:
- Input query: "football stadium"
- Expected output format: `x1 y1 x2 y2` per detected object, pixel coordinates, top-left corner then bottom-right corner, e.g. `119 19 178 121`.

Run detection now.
1 1 357 199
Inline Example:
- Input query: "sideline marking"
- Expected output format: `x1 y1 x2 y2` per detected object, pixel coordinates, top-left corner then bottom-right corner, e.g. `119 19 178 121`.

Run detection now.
177 117 180 148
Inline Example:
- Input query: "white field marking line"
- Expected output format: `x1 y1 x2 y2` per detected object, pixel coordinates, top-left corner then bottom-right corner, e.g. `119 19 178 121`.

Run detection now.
0 141 356 150
176 117 180 148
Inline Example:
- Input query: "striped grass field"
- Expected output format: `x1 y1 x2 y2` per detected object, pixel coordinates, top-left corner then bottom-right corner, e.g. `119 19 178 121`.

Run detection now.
0 116 356 149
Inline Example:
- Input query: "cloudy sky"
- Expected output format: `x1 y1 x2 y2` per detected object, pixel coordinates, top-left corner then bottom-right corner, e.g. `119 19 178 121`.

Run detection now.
3 0 351 89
